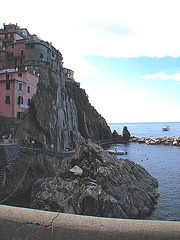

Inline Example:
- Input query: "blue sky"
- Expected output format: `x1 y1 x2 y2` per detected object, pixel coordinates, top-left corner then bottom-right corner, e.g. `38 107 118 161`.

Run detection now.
1 0 180 122
78 56 180 122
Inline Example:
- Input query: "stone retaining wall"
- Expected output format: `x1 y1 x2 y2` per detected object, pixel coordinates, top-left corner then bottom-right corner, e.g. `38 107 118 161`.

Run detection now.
130 136 180 146
0 143 20 168
0 205 179 240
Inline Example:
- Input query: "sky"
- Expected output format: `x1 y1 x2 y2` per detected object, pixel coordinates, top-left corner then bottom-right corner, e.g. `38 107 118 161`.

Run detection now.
1 0 180 123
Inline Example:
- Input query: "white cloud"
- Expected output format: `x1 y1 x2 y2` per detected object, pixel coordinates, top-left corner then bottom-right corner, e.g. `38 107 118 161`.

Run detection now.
1 0 180 123
63 56 99 79
2 0 180 73
142 72 180 82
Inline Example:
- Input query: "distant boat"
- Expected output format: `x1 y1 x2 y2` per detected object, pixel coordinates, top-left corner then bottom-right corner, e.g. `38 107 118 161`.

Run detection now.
108 147 127 155
162 125 170 131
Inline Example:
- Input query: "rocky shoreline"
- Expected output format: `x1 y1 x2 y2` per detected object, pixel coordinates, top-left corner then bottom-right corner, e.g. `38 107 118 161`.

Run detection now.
30 139 159 219
130 136 180 146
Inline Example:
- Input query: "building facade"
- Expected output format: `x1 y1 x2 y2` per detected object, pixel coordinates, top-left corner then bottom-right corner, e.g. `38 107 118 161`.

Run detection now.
0 23 65 120
0 23 63 72
6 39 26 69
0 23 29 48
0 68 38 120
25 37 63 73
63 68 74 82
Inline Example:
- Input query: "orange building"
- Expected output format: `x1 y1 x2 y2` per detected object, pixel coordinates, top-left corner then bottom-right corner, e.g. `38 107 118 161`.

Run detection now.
0 68 38 120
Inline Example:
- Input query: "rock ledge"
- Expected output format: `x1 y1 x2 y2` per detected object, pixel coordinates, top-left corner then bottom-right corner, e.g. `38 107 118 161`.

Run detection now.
31 139 158 219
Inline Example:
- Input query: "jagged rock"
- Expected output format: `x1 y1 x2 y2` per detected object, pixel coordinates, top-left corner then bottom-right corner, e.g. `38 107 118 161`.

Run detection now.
13 67 112 151
122 126 131 141
112 130 123 141
31 139 158 219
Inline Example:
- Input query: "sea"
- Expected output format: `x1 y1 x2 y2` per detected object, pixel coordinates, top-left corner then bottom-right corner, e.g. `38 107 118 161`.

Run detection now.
108 122 180 221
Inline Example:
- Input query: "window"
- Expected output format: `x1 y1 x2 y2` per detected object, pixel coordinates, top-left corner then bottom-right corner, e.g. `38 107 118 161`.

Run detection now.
17 96 20 104
27 99 31 105
14 59 17 65
17 112 21 119
30 43 34 49
5 96 10 104
6 74 9 80
11 51 14 57
52 53 54 58
40 53 43 58
47 49 49 53
18 73 22 77
11 44 14 49
18 83 22 91
27 86 30 93
6 82 10 90
20 59 23 65
17 96 23 104
20 50 24 55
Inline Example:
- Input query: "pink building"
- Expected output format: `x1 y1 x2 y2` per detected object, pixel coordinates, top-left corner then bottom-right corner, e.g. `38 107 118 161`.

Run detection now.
7 39 26 69
0 68 38 120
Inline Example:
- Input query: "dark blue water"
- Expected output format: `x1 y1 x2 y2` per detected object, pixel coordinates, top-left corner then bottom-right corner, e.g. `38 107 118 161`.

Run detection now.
109 122 180 221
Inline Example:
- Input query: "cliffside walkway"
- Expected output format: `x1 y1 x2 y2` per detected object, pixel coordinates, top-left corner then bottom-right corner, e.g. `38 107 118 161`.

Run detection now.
98 139 128 147
0 139 121 202
0 144 75 204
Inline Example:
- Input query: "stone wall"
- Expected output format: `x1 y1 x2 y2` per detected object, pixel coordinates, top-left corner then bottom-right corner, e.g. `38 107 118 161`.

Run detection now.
0 205 179 240
0 143 20 168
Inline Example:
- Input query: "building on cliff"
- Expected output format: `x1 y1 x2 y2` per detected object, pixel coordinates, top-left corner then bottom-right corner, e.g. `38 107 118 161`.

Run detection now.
62 68 75 82
0 68 38 121
0 23 67 121
0 23 63 73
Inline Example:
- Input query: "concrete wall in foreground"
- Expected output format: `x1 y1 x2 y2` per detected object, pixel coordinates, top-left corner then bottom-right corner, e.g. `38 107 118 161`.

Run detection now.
0 205 180 240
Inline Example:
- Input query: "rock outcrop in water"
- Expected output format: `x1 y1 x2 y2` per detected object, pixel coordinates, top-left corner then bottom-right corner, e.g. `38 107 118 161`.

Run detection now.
31 139 158 219
123 126 131 141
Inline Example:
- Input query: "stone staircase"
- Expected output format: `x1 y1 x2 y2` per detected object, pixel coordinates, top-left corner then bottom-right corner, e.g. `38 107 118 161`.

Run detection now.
0 169 5 187
0 148 33 203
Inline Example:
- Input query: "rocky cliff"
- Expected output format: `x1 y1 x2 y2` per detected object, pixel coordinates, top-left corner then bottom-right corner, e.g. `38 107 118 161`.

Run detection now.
14 66 112 150
31 139 158 219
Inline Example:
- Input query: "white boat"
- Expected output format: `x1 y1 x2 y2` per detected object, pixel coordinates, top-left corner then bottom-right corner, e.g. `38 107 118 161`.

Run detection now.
162 125 170 131
108 148 127 155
